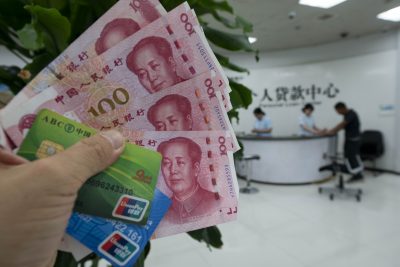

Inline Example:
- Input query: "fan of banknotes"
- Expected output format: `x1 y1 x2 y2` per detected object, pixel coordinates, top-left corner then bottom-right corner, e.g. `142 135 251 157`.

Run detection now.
0 0 240 266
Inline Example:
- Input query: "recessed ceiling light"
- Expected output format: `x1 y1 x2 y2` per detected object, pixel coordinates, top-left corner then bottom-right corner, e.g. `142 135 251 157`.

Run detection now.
248 37 257 44
299 0 348 9
377 6 400 22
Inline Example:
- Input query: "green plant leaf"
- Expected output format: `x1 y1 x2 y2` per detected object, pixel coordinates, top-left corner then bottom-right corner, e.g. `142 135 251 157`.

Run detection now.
25 5 71 56
187 226 223 249
235 16 253 33
67 0 117 42
33 0 68 10
197 0 233 14
0 0 31 30
228 109 239 122
17 23 44 51
212 12 253 33
233 139 244 159
202 25 254 52
229 79 253 109
24 52 53 79
96 0 118 17
215 53 249 74
68 0 97 41
160 0 198 11
0 21 33 59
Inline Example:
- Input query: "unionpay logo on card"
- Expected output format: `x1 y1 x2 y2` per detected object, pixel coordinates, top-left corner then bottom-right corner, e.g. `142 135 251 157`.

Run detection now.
113 195 149 222
99 231 139 265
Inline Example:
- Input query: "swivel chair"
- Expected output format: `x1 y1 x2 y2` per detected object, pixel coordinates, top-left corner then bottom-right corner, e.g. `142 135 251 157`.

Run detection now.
318 154 363 202
239 154 260 194
360 130 384 176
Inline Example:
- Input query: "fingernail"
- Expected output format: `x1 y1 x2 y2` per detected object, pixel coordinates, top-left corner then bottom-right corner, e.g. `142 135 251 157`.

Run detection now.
100 130 124 150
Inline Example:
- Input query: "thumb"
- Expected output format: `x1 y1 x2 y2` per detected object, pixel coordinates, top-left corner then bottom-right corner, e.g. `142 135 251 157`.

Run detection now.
45 130 125 186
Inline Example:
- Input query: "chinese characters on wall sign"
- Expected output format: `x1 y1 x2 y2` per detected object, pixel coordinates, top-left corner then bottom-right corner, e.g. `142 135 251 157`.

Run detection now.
259 83 340 108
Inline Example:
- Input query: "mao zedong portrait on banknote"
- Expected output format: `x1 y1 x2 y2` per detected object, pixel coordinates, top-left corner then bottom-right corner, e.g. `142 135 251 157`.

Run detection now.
126 36 186 93
95 0 163 55
147 94 193 131
157 137 218 224
95 18 141 55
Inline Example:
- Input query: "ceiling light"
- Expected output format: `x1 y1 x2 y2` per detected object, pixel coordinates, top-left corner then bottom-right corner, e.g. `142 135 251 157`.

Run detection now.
299 0 347 9
377 6 400 22
248 37 257 44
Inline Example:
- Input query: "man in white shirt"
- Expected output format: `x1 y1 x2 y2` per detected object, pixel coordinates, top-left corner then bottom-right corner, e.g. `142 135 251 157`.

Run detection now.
252 107 272 137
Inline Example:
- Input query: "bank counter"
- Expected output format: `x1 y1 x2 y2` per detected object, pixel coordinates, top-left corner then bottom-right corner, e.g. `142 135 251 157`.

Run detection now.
235 134 337 185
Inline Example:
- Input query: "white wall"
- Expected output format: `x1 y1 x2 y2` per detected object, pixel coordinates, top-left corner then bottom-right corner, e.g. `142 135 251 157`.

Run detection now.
395 31 400 173
229 30 400 171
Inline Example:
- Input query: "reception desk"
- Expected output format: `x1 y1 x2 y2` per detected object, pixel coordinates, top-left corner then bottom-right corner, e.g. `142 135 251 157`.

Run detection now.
236 134 337 185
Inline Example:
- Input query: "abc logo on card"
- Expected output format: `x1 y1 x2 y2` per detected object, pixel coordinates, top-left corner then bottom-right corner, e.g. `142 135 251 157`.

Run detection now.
112 195 149 222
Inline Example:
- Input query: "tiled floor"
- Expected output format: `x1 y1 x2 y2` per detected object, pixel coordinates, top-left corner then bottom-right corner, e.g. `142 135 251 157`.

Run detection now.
144 173 400 267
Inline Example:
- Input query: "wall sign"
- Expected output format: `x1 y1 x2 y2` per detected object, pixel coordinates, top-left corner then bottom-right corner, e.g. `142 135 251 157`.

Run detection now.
259 83 340 108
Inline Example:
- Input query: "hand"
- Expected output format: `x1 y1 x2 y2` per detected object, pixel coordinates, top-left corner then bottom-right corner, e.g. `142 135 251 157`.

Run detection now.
317 129 328 136
325 129 334 136
0 130 125 267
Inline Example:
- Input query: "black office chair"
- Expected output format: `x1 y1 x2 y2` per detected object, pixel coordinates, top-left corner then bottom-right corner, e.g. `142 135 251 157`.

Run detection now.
360 130 384 175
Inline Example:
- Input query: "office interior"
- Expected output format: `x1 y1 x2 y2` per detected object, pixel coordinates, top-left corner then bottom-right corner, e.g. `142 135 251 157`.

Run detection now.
1 0 400 267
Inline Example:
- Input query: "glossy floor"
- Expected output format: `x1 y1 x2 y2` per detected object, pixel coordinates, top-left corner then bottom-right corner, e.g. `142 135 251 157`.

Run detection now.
145 173 400 267
97 173 400 267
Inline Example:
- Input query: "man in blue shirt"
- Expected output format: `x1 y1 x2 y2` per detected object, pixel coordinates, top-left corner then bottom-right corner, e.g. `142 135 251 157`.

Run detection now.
252 107 272 137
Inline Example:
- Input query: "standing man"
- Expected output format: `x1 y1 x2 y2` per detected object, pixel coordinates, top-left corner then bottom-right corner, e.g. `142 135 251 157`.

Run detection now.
326 102 364 183
252 107 273 137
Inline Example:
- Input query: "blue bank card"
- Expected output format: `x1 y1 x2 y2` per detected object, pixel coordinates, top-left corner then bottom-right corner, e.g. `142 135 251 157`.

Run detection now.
66 189 171 267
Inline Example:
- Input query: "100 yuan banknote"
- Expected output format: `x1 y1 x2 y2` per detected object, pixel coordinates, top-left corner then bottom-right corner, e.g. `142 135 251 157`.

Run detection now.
34 3 230 109
1 72 236 148
120 130 239 238
5 0 166 110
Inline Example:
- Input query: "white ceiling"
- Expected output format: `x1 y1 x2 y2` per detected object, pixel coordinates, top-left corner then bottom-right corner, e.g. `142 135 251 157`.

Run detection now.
207 0 400 51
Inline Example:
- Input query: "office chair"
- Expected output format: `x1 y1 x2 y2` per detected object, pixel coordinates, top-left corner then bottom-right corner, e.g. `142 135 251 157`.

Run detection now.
318 154 363 202
360 130 384 176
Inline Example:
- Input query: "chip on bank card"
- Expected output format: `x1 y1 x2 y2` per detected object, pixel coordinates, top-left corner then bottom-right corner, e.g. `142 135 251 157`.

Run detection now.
17 109 162 225
67 189 171 267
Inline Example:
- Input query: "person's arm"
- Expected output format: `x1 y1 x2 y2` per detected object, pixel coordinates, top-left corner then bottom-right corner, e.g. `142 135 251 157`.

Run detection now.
326 120 347 135
253 127 272 133
314 126 329 135
254 118 272 133
301 124 319 135
0 130 124 267
313 125 322 132
299 115 319 135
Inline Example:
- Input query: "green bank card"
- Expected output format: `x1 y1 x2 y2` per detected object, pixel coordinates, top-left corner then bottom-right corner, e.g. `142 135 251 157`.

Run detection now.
17 109 161 225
